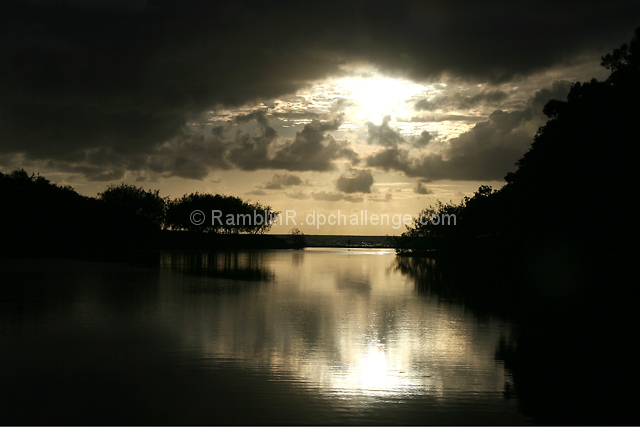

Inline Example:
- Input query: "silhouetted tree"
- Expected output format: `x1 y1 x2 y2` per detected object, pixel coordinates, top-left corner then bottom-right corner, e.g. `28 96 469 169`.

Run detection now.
396 200 463 255
1 170 288 253
0 169 161 253
287 228 306 249
166 193 278 234
98 183 166 229
400 27 640 256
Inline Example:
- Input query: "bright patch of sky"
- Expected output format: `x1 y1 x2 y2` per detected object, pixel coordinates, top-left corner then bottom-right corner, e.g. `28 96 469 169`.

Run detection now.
202 66 485 144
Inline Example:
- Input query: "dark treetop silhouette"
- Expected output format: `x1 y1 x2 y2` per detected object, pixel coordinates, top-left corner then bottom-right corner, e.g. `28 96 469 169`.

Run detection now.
0 171 290 255
398 27 639 262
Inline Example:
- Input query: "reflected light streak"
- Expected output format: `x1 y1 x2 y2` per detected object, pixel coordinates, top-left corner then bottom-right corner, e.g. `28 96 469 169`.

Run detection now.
159 249 511 405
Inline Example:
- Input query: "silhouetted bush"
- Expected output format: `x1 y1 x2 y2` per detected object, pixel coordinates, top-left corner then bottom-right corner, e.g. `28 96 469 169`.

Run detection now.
98 183 166 229
0 170 161 254
287 228 307 249
166 193 278 234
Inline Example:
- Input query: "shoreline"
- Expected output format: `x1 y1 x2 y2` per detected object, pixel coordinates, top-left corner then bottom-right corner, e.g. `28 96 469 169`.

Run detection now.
1 233 398 259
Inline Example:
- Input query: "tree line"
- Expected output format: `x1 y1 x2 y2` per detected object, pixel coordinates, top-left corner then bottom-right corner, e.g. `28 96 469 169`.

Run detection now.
398 28 639 260
0 170 278 254
97 182 277 234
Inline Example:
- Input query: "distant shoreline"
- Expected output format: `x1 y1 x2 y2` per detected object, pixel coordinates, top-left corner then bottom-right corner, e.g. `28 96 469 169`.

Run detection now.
270 234 396 248
2 233 398 258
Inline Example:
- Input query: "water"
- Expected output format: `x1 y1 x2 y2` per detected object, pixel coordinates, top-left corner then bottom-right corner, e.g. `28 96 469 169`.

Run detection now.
0 249 529 424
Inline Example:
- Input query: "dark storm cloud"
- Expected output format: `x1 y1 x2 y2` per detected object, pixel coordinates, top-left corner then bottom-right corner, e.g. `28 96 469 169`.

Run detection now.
270 111 323 121
366 119 436 148
227 112 279 171
227 113 357 172
0 1 344 179
1 0 639 179
148 134 231 180
270 118 358 171
414 90 509 111
264 173 305 190
150 112 356 178
367 147 407 171
47 162 127 182
409 114 487 123
335 169 374 193
246 172 306 198
367 117 404 146
34 131 232 181
414 182 433 195
367 81 573 181
414 131 434 147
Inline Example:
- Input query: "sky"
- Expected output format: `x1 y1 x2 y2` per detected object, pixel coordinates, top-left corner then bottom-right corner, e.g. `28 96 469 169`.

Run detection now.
2 0 639 234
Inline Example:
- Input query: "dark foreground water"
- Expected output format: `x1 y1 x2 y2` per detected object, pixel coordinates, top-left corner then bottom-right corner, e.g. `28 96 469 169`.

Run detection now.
0 249 530 425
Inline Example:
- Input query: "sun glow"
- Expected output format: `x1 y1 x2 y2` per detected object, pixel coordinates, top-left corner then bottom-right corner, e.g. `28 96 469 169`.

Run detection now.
341 75 429 123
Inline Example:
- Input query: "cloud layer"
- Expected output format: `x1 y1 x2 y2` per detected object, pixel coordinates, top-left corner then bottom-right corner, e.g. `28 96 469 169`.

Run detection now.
367 81 573 181
336 170 374 193
1 1 638 182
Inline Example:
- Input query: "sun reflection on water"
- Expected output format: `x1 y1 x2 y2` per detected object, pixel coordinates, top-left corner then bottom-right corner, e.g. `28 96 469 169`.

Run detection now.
159 249 511 404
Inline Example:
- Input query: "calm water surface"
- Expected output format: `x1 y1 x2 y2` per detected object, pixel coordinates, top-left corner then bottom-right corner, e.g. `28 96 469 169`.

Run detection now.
0 249 530 424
